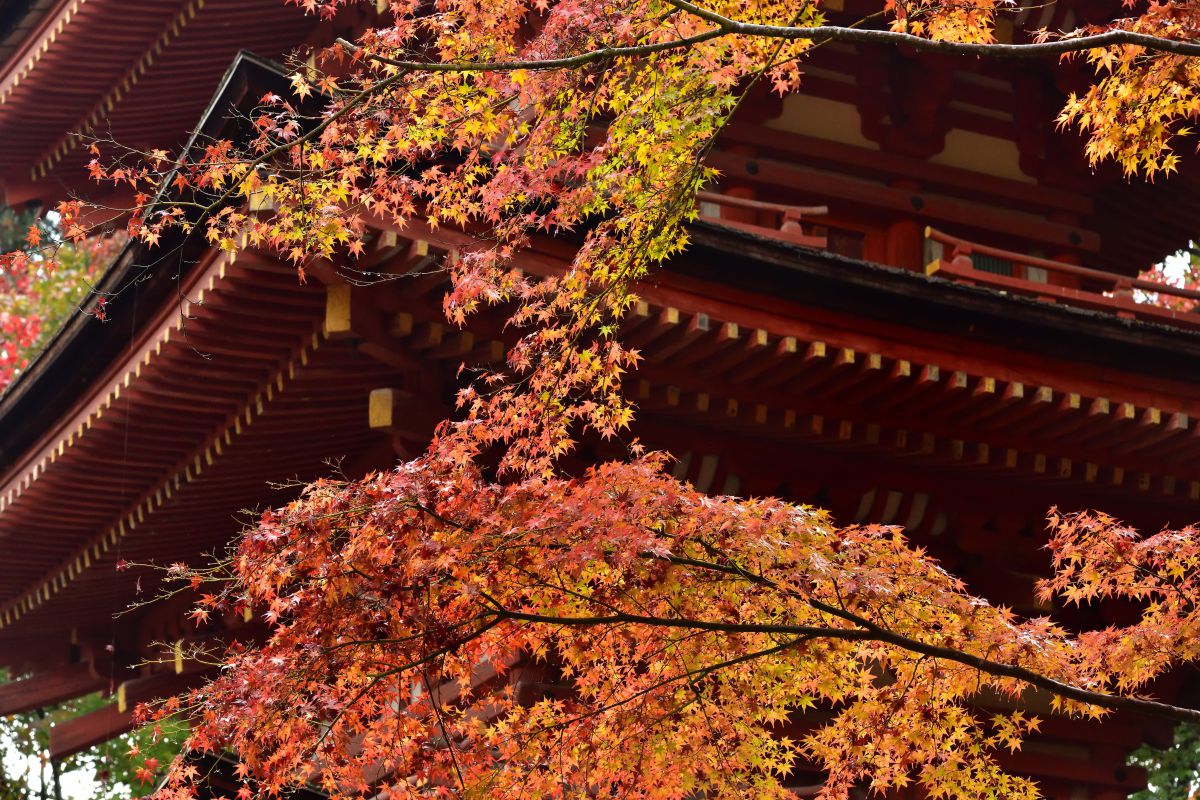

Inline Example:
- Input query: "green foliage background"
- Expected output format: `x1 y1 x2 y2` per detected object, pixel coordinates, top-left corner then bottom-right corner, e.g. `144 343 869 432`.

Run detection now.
0 675 188 800
1130 724 1200 800
0 205 118 382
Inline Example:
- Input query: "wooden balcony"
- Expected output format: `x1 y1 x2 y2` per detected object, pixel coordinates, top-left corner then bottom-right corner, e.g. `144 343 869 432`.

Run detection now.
696 187 1200 334
695 191 829 248
925 227 1200 332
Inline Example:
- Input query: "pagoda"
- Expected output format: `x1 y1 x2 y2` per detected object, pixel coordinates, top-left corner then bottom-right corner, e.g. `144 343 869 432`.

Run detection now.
0 0 1197 797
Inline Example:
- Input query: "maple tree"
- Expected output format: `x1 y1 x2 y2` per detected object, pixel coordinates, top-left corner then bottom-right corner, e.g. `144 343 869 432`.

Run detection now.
1138 251 1200 313
135 461 1200 800
5 0 1200 797
0 208 120 392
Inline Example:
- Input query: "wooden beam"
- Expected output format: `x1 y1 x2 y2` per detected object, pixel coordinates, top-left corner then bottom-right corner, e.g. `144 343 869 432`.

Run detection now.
998 749 1146 791
645 312 711 365
624 306 680 351
48 702 133 761
49 670 213 760
707 150 1099 252
672 321 741 369
324 284 353 338
368 387 415 431
873 363 942 413
0 663 106 716
761 340 827 389
719 122 1093 215
367 387 445 444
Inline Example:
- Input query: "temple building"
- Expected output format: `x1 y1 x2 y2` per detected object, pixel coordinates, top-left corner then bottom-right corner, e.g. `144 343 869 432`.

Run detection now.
0 0 1198 797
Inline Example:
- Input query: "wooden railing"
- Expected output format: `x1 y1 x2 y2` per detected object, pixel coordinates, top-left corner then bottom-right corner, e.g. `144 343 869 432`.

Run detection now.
925 226 1200 330
695 203 1200 330
696 191 829 248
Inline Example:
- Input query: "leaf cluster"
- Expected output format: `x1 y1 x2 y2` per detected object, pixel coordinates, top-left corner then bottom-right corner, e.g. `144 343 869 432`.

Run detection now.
138 455 1200 800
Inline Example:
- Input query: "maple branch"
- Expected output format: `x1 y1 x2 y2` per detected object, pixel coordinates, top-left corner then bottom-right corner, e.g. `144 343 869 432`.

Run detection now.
663 0 1200 57
653 552 1200 725
389 508 1200 726
487 602 1200 725
337 9 1200 74
138 65 412 241
805 597 1200 724
319 611 497 653
334 29 729 73
514 634 815 739
487 604 870 642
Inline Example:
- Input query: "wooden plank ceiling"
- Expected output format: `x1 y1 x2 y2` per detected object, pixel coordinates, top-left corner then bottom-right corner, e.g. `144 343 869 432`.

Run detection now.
0 0 320 203
0 247 403 650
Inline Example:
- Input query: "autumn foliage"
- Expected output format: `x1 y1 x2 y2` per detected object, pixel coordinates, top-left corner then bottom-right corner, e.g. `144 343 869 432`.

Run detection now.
1057 1 1200 178
140 455 1200 800
1137 255 1200 312
12 0 1200 465
0 213 119 390
3 0 1200 796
